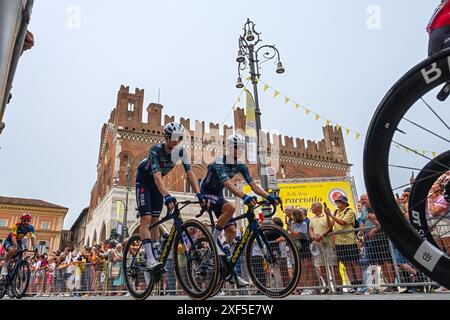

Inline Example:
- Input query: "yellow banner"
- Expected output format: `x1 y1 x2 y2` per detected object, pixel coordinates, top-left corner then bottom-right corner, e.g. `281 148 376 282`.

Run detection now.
116 200 125 223
245 90 257 138
244 181 356 220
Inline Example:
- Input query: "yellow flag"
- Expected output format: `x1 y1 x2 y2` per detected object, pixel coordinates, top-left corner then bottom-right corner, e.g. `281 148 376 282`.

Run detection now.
336 125 341 130
355 133 361 140
413 149 418 155
422 150 426 156
326 120 331 126
315 114 320 121
405 148 410 154
284 97 290 104
245 89 257 138
264 84 269 92
273 91 280 98
305 109 310 115
432 151 437 158
295 103 300 109
346 128 350 136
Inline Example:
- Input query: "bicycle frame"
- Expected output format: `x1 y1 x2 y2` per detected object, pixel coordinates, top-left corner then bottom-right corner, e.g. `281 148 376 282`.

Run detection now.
3 249 25 286
205 202 278 272
129 201 201 270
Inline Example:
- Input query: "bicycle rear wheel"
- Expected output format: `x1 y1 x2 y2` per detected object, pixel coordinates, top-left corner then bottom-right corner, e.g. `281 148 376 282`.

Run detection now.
173 219 219 300
13 260 30 299
123 235 155 300
364 48 450 288
245 225 300 298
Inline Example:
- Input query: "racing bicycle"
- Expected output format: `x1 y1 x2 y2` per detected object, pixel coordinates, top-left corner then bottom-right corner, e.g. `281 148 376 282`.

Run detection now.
123 200 220 300
196 199 301 298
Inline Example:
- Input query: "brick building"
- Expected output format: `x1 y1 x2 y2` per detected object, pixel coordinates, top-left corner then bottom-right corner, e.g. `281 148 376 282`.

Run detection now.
0 196 68 253
84 85 351 246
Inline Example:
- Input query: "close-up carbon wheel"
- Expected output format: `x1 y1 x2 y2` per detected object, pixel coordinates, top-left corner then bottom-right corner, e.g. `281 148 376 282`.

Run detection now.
364 48 450 289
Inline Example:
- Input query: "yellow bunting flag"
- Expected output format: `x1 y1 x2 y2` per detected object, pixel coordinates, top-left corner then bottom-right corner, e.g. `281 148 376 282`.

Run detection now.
346 128 351 136
413 149 418 156
284 97 290 104
405 148 410 154
422 150 426 156
305 109 310 115
355 133 361 140
273 91 280 98
326 120 331 126
315 114 320 121
295 103 300 109
264 84 269 92
432 151 438 158
336 125 341 130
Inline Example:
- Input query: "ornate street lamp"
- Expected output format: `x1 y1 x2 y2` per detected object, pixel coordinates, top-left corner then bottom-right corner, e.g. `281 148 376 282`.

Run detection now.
235 19 285 221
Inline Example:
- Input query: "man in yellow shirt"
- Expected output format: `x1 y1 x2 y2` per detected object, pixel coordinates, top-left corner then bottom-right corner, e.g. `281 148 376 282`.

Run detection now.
325 195 364 294
309 202 341 293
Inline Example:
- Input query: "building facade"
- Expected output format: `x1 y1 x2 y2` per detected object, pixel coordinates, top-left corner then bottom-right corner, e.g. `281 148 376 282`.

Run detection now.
0 196 68 253
84 85 351 246
69 207 88 250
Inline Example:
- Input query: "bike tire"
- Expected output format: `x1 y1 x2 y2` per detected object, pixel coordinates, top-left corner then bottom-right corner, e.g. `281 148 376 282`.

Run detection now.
245 224 300 298
12 260 30 299
173 219 219 300
364 47 450 288
123 235 154 300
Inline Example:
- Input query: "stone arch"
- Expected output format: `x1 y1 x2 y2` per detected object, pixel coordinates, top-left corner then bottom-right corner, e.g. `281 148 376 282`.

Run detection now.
118 150 133 166
100 222 107 243
92 230 97 245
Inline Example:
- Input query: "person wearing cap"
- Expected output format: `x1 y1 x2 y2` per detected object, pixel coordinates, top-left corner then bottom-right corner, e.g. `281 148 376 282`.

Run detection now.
325 195 364 294
309 202 341 294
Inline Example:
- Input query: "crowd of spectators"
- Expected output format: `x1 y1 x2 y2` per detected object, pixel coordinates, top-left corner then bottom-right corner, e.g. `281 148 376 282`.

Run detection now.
26 240 126 297
282 191 438 295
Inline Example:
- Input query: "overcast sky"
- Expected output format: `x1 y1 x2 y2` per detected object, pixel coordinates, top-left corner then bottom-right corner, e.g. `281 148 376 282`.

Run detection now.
0 1 441 229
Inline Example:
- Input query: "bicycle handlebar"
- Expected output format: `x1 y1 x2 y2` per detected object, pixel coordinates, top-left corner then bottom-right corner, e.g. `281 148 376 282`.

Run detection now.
194 199 283 219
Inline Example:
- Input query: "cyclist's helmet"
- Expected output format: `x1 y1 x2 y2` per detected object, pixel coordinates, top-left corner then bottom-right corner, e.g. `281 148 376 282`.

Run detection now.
227 133 246 149
20 213 32 221
164 122 185 141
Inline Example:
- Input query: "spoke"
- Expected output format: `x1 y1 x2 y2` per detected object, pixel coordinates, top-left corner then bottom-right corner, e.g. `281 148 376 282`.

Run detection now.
426 215 450 236
409 187 445 212
392 171 443 192
389 164 444 174
421 98 450 132
392 140 450 171
402 117 450 143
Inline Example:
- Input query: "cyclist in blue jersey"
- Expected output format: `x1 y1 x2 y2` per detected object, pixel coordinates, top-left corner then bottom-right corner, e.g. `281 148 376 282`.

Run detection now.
201 133 281 286
135 122 207 271
1 213 38 276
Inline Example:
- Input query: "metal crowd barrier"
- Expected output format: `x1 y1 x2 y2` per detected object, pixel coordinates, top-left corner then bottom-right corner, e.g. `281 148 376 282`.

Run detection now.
0 227 442 297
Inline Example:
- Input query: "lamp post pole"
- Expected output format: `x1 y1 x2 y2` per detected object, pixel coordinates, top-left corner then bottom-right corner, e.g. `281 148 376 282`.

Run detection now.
123 163 131 241
235 19 285 220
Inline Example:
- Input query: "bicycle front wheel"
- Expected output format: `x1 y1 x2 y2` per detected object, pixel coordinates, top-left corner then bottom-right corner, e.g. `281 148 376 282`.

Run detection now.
123 235 154 300
364 48 450 288
173 219 220 300
13 260 30 299
245 225 300 298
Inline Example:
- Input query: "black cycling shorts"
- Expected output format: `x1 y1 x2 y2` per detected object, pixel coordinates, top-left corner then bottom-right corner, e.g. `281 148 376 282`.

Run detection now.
135 176 163 218
429 26 450 56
